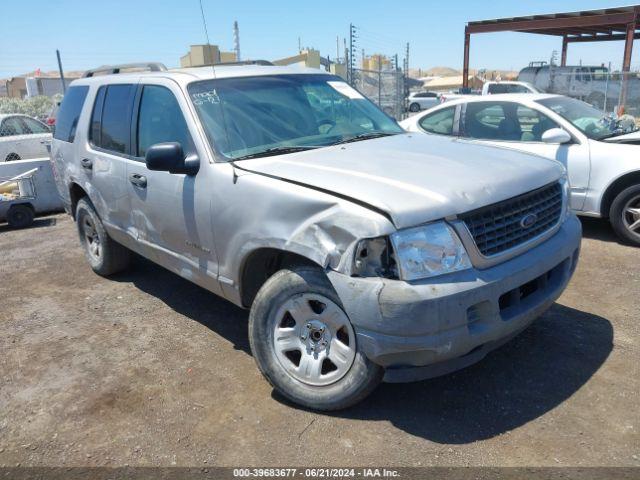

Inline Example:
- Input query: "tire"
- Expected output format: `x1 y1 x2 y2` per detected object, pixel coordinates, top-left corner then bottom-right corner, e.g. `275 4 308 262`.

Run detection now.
6 153 21 162
409 102 420 113
7 204 34 228
609 184 640 246
75 198 131 275
249 267 383 411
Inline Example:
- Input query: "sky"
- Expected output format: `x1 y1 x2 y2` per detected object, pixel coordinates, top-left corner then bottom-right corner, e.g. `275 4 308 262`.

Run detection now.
1 0 638 78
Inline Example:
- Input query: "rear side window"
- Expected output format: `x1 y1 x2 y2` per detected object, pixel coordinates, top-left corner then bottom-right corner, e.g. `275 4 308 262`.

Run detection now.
53 85 89 142
418 107 455 135
96 84 135 154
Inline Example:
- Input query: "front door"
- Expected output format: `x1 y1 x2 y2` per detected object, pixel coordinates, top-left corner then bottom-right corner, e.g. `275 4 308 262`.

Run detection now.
125 81 219 290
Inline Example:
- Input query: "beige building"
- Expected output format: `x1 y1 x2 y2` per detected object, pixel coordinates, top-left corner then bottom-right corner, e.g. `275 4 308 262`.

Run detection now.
273 49 347 80
273 49 321 69
180 44 237 68
422 74 485 92
362 54 392 72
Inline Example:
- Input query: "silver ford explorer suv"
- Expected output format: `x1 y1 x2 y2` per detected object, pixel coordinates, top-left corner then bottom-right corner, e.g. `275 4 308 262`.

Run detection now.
51 62 581 410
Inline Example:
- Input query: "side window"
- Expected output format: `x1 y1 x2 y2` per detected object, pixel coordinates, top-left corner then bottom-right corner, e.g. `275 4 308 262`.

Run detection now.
418 107 456 135
136 85 195 158
21 117 50 134
53 85 89 143
98 84 135 154
89 86 106 146
0 117 26 136
463 102 518 140
516 105 559 141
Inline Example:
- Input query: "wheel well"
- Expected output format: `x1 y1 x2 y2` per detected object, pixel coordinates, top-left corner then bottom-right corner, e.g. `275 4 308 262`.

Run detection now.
69 183 88 218
240 248 320 308
6 152 20 161
600 171 640 218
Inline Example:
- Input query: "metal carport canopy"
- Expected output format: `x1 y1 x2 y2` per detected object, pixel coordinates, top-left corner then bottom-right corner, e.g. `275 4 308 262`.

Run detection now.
462 5 640 89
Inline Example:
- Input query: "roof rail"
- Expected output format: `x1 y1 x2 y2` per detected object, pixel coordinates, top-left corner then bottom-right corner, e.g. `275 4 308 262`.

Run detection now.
82 62 168 78
180 60 274 69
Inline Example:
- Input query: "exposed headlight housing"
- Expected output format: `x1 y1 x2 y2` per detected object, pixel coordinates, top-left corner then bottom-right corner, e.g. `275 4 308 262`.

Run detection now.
352 221 472 281
390 222 471 281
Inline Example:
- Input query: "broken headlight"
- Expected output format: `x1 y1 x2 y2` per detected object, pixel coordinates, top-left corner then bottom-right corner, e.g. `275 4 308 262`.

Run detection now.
352 222 472 281
390 222 471 281
352 236 398 279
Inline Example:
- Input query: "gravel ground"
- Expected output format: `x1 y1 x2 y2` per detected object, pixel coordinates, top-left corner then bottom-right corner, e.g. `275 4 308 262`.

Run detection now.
0 214 638 467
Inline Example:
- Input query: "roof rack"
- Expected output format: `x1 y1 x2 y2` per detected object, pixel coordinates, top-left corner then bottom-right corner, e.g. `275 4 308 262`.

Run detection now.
82 62 168 78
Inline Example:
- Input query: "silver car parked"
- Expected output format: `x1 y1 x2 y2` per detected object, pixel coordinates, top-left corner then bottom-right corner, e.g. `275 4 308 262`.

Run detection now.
52 63 581 410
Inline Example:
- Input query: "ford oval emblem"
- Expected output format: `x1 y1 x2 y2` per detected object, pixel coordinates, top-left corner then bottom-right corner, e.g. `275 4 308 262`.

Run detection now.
520 213 538 229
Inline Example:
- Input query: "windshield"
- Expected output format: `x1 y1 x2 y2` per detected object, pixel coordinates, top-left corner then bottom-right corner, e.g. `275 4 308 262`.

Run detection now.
187 74 403 160
536 96 638 140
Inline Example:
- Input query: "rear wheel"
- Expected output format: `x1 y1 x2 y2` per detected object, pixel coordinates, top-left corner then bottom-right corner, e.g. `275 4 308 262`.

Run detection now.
610 184 640 246
249 267 383 410
5 153 21 162
76 198 131 275
7 204 34 228
409 102 420 113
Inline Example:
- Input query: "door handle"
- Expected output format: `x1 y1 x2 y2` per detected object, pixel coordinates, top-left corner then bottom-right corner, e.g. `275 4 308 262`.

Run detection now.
80 158 93 170
129 173 147 188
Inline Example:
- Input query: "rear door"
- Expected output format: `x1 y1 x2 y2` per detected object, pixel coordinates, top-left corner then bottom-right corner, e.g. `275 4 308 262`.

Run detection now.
16 116 51 158
125 79 217 283
84 82 136 235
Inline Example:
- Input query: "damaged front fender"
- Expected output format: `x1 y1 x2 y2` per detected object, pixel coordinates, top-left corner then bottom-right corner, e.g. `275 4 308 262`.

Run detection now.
210 163 395 305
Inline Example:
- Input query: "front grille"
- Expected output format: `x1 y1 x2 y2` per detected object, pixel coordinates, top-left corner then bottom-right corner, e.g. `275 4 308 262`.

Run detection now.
460 182 563 257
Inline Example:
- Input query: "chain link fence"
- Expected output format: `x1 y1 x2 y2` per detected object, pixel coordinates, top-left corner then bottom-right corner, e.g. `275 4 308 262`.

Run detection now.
351 68 406 120
521 68 640 122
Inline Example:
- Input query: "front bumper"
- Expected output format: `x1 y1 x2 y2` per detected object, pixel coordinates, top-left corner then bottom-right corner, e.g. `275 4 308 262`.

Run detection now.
327 214 582 382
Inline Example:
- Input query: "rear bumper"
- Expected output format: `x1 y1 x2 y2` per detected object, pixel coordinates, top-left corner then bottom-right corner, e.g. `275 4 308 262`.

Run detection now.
328 214 582 382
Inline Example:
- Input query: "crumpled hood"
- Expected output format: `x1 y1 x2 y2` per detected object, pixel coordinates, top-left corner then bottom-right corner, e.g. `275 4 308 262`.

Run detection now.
238 134 564 228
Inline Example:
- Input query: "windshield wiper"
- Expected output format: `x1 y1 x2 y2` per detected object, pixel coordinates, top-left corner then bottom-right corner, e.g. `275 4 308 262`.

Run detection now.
233 146 318 160
331 132 398 145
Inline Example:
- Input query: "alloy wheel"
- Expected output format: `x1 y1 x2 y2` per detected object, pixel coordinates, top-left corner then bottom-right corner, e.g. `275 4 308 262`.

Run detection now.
82 215 101 261
622 194 640 239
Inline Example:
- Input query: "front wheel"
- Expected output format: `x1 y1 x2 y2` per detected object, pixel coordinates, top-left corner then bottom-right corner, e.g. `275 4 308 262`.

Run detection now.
409 102 420 113
610 184 640 246
249 267 383 410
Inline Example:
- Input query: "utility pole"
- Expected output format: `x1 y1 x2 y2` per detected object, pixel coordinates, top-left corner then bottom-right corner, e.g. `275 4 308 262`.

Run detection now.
349 23 357 86
233 21 241 61
404 42 410 78
298 37 302 52
56 49 66 94
336 36 340 62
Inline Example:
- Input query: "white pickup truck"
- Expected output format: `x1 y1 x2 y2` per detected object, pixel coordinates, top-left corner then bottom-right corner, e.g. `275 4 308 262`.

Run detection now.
482 81 540 95
439 81 540 104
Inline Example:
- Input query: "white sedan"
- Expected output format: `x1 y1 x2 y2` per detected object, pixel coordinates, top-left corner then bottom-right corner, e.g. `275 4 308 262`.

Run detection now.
406 91 441 112
400 94 640 246
0 114 52 162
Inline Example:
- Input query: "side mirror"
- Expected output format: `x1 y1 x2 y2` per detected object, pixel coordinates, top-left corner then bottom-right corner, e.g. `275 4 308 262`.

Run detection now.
145 142 199 175
541 128 572 144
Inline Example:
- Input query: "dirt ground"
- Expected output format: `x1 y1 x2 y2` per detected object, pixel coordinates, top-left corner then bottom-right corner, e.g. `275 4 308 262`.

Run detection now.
0 213 638 468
